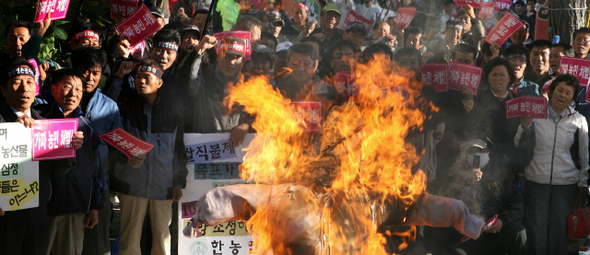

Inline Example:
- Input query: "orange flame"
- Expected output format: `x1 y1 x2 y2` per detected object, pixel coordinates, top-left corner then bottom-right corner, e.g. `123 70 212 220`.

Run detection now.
226 53 434 254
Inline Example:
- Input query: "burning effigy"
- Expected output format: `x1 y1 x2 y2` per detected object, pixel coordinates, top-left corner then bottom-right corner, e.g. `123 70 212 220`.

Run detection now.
183 56 485 254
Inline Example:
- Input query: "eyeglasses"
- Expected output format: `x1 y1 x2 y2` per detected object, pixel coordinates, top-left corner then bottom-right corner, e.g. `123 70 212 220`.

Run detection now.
60 83 83 95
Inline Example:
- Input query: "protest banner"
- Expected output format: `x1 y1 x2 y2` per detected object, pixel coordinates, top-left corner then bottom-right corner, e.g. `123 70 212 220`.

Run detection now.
32 119 78 161
179 133 256 254
0 123 40 212
343 9 375 32
484 12 524 46
420 63 449 92
129 40 146 59
478 2 495 19
505 96 548 119
34 0 70 23
395 7 417 30
448 61 482 95
116 4 161 47
455 0 482 9
213 31 253 61
28 59 40 96
535 0 549 40
585 86 590 104
494 0 512 11
291 101 322 132
335 72 358 97
109 0 140 20
98 127 154 160
559 56 590 87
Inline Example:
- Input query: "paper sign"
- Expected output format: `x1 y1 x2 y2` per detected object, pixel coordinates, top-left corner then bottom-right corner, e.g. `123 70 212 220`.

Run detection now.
108 0 140 20
420 63 449 92
505 96 548 119
335 72 358 97
213 31 253 61
478 3 495 19
129 40 146 58
98 127 155 160
27 59 40 96
32 119 78 161
448 61 482 95
494 0 512 11
484 12 524 46
291 101 322 132
343 9 375 33
395 7 416 30
559 56 590 87
181 200 198 219
34 0 70 23
456 0 482 9
185 140 237 164
0 123 40 212
461 214 498 243
116 4 161 47
534 0 549 40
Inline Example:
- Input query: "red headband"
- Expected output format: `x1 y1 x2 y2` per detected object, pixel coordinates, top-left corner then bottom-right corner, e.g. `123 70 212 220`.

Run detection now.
294 3 308 11
72 30 100 42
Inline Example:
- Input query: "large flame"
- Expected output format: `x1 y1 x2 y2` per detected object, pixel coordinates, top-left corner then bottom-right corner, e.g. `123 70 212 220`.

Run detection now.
226 53 434 254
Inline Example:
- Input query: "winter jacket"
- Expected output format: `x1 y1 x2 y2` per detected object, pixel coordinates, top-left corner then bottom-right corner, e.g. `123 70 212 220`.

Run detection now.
514 105 589 187
110 92 188 200
45 104 102 215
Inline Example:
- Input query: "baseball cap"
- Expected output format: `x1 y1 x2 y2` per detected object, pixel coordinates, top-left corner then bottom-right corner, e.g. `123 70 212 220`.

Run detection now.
276 41 293 53
181 25 202 39
218 36 247 57
346 22 368 36
149 6 164 19
322 3 340 14
252 44 273 61
266 10 285 27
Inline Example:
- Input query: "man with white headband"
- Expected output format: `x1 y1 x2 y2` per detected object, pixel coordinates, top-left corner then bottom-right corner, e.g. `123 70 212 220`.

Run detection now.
69 22 104 51
110 59 188 255
427 20 465 62
504 45 540 97
0 58 84 255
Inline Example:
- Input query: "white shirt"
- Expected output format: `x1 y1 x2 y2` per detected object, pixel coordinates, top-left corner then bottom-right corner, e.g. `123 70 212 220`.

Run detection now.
10 106 31 118
354 3 382 21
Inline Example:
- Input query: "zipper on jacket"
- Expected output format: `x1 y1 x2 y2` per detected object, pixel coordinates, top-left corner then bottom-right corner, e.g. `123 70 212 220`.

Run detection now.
550 119 559 185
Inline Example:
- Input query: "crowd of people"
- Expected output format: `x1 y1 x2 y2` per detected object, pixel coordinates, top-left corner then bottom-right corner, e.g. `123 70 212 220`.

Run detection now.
0 0 590 254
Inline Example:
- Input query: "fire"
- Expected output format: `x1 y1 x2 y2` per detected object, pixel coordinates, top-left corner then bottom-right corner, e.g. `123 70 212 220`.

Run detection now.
226 53 434 254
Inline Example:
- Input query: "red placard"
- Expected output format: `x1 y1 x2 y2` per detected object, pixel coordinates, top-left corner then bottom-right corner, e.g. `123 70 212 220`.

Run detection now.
484 12 524 46
461 214 498 243
116 5 161 47
343 9 375 33
28 59 40 96
335 72 358 97
34 0 70 23
494 0 512 11
420 63 449 92
535 0 549 40
505 96 548 119
32 119 79 161
448 61 482 95
108 0 139 20
559 56 590 87
478 3 495 19
395 7 417 30
291 101 322 132
213 31 253 61
98 127 155 160
456 0 482 9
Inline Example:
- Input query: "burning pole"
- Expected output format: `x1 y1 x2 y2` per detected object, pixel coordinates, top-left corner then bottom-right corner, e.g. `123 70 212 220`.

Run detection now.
184 56 485 254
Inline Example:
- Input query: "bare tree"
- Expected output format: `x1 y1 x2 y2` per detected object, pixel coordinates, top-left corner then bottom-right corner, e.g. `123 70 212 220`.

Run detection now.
548 0 587 44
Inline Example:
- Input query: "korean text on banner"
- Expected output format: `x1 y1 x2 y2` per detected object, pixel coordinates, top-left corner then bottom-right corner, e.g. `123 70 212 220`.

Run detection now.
179 133 256 255
395 7 416 30
494 0 512 11
335 72 358 97
109 0 140 20
291 101 322 132
484 12 524 46
98 127 155 160
448 61 482 95
0 123 40 212
478 3 495 19
34 0 70 23
455 0 482 9
213 31 253 61
32 119 78 161
116 5 161 47
420 63 449 92
505 96 548 119
343 9 375 32
28 59 41 96
559 56 590 87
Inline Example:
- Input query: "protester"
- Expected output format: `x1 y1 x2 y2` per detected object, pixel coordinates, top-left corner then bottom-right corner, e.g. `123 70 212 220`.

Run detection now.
504 45 540 97
342 22 368 50
457 6 485 52
572 27 590 59
526 39 551 84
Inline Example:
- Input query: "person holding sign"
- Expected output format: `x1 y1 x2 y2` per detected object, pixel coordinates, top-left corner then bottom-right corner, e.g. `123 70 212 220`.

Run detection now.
43 68 101 255
427 20 465 62
504 45 540 97
110 59 188 255
514 74 589 255
0 59 83 255
457 6 485 52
